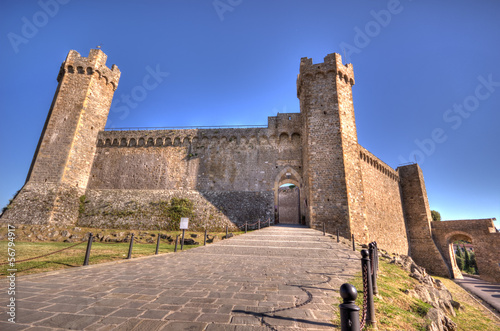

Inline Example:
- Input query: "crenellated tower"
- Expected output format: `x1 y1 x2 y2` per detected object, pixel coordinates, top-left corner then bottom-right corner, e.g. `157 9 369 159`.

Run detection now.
297 53 366 240
2 49 120 225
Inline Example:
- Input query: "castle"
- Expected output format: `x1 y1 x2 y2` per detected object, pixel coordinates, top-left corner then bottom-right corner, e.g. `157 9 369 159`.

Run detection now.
2 49 499 282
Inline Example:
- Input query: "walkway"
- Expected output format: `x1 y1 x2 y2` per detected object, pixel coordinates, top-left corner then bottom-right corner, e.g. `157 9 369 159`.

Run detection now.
1 224 360 330
454 276 500 314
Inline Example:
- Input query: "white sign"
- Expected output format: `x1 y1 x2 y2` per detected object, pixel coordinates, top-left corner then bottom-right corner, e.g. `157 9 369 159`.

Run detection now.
180 218 189 230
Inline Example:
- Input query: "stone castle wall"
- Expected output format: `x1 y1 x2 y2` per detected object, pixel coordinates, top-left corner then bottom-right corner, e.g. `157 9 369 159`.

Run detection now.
358 146 408 255
80 115 304 228
88 124 302 191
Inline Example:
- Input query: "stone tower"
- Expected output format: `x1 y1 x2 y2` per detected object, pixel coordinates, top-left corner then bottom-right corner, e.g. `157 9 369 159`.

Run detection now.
297 53 366 240
3 49 120 225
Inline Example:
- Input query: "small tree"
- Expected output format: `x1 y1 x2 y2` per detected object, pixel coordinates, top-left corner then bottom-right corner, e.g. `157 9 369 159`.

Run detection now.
469 251 478 274
455 245 464 270
463 246 472 273
431 210 441 222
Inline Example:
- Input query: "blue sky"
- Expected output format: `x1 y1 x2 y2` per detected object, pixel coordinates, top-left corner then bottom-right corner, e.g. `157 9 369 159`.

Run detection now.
0 0 498 228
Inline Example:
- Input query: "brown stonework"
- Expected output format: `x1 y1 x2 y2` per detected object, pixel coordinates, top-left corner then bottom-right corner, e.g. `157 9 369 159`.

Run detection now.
2 49 120 225
2 48 497 282
398 164 450 277
359 147 408 255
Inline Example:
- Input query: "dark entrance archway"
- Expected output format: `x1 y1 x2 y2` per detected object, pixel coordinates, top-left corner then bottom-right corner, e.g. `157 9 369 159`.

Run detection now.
274 167 303 225
278 184 300 224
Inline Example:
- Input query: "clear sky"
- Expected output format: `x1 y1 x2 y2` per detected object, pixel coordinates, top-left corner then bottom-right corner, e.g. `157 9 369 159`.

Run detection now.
1 0 498 228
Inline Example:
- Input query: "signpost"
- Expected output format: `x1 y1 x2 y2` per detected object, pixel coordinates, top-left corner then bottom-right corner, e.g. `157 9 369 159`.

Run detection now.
180 218 189 250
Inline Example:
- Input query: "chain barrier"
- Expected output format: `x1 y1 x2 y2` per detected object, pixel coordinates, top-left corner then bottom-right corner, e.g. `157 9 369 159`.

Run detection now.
2 221 273 268
237 219 272 230
0 241 85 266
359 263 369 330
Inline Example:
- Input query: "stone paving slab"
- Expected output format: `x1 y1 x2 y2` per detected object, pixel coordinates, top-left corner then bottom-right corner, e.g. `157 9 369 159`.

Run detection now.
1 225 360 330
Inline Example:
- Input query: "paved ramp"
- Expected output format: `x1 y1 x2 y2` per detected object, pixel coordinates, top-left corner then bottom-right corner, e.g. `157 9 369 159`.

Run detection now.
1 225 360 330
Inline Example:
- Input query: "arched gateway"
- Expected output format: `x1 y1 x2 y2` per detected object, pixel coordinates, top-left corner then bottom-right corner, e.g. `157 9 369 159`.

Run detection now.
431 219 500 283
274 167 303 225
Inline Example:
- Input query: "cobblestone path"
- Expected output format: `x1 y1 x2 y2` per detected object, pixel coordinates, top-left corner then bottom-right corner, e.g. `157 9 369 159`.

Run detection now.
1 224 360 330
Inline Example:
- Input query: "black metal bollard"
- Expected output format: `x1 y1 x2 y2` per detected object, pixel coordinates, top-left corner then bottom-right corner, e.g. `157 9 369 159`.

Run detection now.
245 222 247 233
127 233 134 259
337 228 340 243
181 229 185 250
352 234 356 251
339 283 360 331
369 242 379 296
268 219 270 227
174 235 179 252
83 232 93 266
155 233 161 255
361 249 377 328
258 220 261 230
323 222 326 236
204 229 207 246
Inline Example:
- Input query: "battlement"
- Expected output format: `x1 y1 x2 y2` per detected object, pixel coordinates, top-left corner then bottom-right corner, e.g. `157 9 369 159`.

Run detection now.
359 145 399 181
298 52 354 86
57 49 121 90
96 127 302 149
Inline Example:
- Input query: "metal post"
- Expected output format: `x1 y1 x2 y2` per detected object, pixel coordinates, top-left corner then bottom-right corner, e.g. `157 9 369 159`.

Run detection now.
323 222 326 236
352 234 355 251
245 222 247 233
174 235 179 252
83 233 93 266
258 220 261 230
361 249 377 328
127 233 134 259
369 242 379 296
181 229 185 250
226 225 228 238
155 233 161 255
204 229 207 246
337 228 340 243
268 218 270 227
339 283 360 331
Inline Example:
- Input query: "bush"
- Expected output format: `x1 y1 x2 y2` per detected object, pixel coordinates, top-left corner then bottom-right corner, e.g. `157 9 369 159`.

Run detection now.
165 198 194 231
431 210 441 221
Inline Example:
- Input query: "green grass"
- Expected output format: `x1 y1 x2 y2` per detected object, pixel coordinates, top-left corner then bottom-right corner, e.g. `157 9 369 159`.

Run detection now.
0 234 214 276
333 256 500 330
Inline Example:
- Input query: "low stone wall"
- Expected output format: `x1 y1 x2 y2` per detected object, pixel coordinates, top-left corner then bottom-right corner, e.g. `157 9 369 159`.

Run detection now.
78 189 274 231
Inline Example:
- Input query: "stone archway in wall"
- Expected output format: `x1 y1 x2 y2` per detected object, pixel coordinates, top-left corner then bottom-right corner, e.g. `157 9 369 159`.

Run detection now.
444 232 476 280
274 167 303 225
431 219 500 283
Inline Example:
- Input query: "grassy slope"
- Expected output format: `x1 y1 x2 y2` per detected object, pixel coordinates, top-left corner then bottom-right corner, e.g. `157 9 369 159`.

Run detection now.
334 256 500 330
